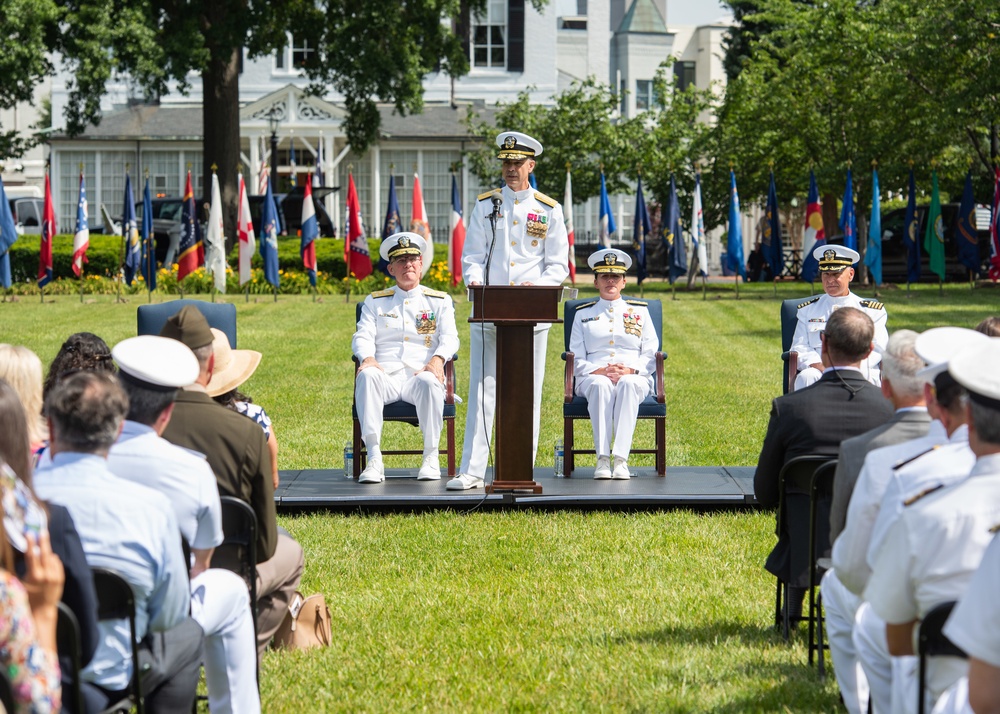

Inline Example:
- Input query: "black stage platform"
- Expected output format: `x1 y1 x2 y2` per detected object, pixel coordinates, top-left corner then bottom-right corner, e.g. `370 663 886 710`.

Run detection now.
274 466 759 511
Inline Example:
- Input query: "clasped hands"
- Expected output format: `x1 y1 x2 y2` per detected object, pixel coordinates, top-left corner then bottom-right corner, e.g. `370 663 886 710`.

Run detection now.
591 363 636 385
358 355 445 384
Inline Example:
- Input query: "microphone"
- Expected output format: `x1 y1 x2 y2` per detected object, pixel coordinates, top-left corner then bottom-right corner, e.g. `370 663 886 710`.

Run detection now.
491 194 502 219
485 193 503 286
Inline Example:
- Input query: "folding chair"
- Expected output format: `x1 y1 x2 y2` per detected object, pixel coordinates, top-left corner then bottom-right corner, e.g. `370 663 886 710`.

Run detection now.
136 299 238 347
91 567 145 714
780 294 822 394
774 455 835 641
808 459 837 676
57 600 85 714
351 302 459 479
917 601 966 714
214 496 260 692
561 296 667 477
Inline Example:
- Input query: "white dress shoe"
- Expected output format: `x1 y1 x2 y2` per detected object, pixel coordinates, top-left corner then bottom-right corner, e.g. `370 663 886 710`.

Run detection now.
594 456 612 480
446 473 484 490
612 457 631 480
358 458 385 484
418 452 441 481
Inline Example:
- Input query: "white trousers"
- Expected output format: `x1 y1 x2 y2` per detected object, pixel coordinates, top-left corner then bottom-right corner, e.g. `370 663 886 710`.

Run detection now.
460 323 548 478
190 569 260 714
576 373 650 460
355 366 444 452
854 601 901 714
821 569 869 714
932 677 973 714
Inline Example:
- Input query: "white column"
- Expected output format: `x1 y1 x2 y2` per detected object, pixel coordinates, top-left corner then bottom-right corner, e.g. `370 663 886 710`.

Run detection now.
371 145 381 235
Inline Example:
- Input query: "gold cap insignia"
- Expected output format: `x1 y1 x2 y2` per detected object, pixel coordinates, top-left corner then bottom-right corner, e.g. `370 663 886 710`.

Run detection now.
398 236 410 248
823 249 836 262
504 135 517 149
604 254 617 266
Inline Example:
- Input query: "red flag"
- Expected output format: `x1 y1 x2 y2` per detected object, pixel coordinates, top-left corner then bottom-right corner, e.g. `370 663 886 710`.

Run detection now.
449 174 465 286
176 171 204 281
38 172 55 287
345 173 371 279
564 169 576 284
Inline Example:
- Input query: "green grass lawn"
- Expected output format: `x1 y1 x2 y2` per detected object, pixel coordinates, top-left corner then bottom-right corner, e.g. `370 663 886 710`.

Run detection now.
4 280 997 711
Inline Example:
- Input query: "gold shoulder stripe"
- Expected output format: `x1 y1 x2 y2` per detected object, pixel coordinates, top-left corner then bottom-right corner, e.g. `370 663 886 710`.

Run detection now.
421 287 448 299
534 191 558 208
575 300 597 310
893 445 939 471
625 299 648 307
478 189 501 202
797 297 821 309
861 299 885 310
990 522 1000 534
370 288 395 298
903 483 944 507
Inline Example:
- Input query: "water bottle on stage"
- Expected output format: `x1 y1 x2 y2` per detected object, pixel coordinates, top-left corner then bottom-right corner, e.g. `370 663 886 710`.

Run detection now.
343 442 353 479
554 438 564 477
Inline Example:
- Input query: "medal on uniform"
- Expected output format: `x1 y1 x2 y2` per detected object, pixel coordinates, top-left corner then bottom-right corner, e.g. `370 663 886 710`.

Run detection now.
623 310 642 337
416 310 436 347
526 212 549 239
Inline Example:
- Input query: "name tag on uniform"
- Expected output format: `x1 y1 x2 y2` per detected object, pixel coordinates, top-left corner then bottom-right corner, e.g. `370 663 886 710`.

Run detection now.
581 316 600 324
381 311 399 319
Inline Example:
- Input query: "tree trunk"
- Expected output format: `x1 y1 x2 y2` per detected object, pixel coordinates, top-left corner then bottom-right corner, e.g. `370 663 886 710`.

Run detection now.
821 191 839 243
203 45 240 255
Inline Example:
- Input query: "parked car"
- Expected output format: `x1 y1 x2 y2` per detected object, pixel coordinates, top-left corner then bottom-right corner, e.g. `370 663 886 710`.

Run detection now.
7 197 44 236
877 203 992 282
248 186 337 237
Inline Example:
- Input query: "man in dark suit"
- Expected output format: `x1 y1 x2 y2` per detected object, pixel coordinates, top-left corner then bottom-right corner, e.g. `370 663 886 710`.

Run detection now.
828 329 931 541
159 305 304 657
754 307 893 615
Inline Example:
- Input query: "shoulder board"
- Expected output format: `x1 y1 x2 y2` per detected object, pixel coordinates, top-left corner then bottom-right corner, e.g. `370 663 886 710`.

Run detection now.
575 300 597 310
370 288 395 298
534 191 558 208
893 445 939 471
478 189 501 202
625 299 648 307
990 522 1000 534
421 287 448 299
797 297 821 309
860 299 885 310
903 483 944 507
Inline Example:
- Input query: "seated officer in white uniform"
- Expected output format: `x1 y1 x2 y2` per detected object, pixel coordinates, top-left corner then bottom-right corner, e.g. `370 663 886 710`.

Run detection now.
792 244 888 390
569 248 658 480
449 130 569 490
352 232 460 484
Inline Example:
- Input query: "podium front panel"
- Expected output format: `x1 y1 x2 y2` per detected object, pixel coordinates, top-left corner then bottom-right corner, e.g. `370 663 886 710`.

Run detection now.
468 285 563 324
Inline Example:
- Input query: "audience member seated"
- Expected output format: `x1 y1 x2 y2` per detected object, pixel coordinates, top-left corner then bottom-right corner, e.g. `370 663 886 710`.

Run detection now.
0 378 101 713
0 345 48 455
41 333 115 402
35 372 203 713
206 328 280 490
864 338 1000 713
108 336 260 714
974 315 1000 337
754 306 894 623
790 245 888 390
158 306 304 657
569 248 658 480
352 232 459 484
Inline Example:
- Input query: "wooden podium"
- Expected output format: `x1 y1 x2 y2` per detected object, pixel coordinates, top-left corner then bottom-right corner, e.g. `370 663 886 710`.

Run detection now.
469 285 563 493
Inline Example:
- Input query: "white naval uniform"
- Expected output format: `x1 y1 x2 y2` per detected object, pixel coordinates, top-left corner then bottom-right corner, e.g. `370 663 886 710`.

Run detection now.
791 292 888 390
460 184 569 477
865 453 1000 714
823 421 950 714
108 421 260 714
352 284 460 452
569 297 657 460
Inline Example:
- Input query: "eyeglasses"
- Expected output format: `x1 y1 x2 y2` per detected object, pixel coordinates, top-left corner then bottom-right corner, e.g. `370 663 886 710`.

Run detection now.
391 255 421 265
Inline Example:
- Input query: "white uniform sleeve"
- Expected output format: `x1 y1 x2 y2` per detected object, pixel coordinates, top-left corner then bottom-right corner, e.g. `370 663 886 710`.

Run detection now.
865 515 919 625
433 296 460 360
539 203 569 285
462 200 489 285
790 312 819 370
832 461 880 595
352 296 378 361
570 311 596 380
944 534 1000 668
635 306 658 377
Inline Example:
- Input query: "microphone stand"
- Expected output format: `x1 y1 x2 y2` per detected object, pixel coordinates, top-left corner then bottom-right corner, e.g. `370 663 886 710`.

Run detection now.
484 197 501 287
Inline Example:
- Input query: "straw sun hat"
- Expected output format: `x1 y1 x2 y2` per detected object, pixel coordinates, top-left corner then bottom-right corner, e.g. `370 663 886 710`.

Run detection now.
206 328 262 397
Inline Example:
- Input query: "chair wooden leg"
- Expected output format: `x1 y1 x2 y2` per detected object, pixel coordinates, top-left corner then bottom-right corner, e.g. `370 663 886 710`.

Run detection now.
775 577 783 632
816 589 827 678
656 416 666 476
564 417 574 477
352 415 363 480
446 418 455 477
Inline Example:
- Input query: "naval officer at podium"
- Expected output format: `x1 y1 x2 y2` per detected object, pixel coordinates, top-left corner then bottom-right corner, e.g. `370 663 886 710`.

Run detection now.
448 131 569 490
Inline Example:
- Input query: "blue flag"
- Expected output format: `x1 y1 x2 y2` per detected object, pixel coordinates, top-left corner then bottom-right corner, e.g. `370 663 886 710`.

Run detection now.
260 177 281 288
839 168 857 252
141 176 156 291
800 170 825 283
529 173 537 190
665 174 686 284
865 167 882 285
598 172 616 248
378 175 402 276
289 137 297 188
956 170 979 275
632 176 650 284
122 174 141 285
727 170 746 280
904 169 921 284
764 171 784 278
0 176 18 289
301 180 319 287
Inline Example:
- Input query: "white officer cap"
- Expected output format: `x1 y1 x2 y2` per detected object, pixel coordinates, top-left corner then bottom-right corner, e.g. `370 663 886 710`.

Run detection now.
948 338 1000 410
815 244 860 272
496 132 543 160
112 335 199 391
914 327 989 385
379 232 427 262
588 248 632 274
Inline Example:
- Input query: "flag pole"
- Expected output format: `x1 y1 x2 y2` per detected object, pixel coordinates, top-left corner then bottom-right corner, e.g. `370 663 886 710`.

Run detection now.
244 285 249 304
735 274 740 300
702 274 707 301
273 285 277 303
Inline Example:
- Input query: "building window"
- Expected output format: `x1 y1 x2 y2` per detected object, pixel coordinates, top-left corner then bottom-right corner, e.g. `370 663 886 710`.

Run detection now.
636 80 654 111
675 61 696 92
275 35 314 72
292 37 314 69
472 0 507 68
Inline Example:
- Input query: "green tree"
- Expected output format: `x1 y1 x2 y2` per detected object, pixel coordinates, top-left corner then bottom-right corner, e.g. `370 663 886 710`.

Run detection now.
0 0 59 156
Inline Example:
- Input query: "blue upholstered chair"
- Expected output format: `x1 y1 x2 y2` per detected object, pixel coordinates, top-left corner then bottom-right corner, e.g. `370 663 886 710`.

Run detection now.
561 296 667 477
136 299 237 347
350 302 459 479
780 294 822 394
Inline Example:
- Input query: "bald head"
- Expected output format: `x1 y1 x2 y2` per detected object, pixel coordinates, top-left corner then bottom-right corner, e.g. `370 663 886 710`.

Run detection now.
822 307 874 366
